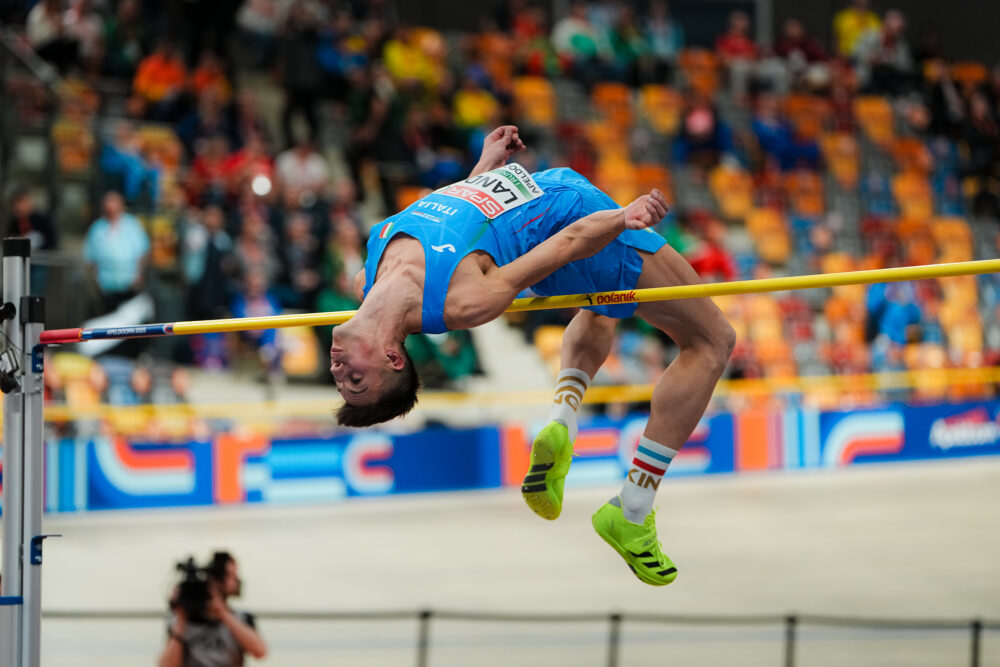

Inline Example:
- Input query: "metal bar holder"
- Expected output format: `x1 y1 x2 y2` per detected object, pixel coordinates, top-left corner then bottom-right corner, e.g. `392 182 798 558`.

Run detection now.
1 237 51 667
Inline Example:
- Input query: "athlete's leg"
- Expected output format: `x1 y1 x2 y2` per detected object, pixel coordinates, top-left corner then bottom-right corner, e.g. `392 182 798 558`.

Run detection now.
523 310 617 520
593 244 735 586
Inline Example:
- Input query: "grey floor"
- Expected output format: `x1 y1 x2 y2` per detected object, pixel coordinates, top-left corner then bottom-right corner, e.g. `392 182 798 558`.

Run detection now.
15 456 1000 666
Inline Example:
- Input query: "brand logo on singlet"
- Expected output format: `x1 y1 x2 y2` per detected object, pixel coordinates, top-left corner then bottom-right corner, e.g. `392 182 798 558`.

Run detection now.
431 244 456 253
434 163 544 219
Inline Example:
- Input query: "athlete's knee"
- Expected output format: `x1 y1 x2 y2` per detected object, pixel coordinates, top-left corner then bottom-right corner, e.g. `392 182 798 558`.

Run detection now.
689 317 735 375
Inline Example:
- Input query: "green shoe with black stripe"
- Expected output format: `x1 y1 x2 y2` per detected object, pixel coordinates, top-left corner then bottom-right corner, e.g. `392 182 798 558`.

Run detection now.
521 421 573 520
592 497 678 586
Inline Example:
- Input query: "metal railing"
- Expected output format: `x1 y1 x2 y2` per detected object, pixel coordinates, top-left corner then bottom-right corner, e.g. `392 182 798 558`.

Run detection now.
41 608 1000 667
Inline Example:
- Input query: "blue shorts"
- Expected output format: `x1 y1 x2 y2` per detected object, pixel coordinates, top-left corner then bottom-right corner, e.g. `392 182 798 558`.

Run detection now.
481 168 666 319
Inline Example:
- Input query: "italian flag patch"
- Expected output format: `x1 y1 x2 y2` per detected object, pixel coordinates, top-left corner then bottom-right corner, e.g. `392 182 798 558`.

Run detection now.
379 222 394 239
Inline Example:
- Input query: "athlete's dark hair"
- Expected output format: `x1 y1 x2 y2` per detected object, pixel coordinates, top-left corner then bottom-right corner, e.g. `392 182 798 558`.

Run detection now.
336 347 421 427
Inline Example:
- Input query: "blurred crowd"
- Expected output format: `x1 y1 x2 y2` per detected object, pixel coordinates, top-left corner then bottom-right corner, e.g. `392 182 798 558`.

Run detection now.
6 0 1000 413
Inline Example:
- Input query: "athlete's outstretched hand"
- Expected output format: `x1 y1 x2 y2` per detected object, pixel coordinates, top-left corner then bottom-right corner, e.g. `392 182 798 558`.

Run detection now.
478 125 526 169
623 189 669 230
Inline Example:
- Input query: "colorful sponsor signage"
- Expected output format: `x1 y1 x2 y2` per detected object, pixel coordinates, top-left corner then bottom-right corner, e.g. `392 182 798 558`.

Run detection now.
1 400 999 514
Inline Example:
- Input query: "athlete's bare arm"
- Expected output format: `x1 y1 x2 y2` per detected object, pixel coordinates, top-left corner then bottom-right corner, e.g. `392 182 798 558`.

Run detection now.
446 189 669 329
469 125 526 177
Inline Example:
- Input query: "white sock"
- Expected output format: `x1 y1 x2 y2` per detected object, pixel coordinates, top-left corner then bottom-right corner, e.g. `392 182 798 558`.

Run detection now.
545 368 591 443
620 435 678 523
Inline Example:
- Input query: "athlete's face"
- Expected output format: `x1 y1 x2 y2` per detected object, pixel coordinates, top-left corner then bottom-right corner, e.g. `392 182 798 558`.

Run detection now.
330 339 387 406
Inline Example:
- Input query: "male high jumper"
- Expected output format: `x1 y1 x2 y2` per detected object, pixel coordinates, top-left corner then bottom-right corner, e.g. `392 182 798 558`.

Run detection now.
331 126 735 585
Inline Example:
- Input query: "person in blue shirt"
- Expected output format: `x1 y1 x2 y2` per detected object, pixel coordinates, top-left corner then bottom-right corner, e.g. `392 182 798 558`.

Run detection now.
82 191 150 312
331 125 735 586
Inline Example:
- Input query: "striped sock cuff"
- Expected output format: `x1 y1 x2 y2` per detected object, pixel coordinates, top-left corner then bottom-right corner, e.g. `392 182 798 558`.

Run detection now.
557 368 592 387
632 436 678 475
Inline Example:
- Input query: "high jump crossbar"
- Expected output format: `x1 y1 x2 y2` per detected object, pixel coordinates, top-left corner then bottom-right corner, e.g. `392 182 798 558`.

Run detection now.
39 258 1000 345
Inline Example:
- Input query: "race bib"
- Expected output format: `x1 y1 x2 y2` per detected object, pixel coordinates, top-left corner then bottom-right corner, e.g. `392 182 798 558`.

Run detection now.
434 163 544 219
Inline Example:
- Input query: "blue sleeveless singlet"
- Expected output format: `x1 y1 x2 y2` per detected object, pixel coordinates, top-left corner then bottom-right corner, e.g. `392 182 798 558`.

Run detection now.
363 166 665 333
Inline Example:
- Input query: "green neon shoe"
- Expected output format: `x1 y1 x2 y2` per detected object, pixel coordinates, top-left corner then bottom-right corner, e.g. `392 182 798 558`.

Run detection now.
521 421 573 520
592 498 678 586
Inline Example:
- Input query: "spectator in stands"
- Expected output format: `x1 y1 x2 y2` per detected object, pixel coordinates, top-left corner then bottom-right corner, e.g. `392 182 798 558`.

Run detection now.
63 0 104 77
855 9 914 96
551 1 611 88
103 0 146 79
188 134 232 206
605 5 646 85
452 73 500 131
752 92 821 170
221 131 274 197
773 18 828 91
275 211 322 308
189 51 232 105
131 40 188 121
672 93 734 169
236 0 283 68
7 188 58 294
684 215 737 282
100 121 161 207
642 0 684 84
832 0 881 59
233 208 280 285
83 191 150 313
867 282 922 346
27 0 78 73
715 10 757 63
160 551 267 667
961 92 999 178
276 1 324 149
230 270 283 382
921 59 964 139
7 188 58 253
232 91 272 149
183 204 235 320
178 89 234 159
275 138 330 203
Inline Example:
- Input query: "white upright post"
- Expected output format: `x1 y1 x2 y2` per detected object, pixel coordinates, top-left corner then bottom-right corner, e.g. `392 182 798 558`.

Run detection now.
0 237 29 667
19 296 45 667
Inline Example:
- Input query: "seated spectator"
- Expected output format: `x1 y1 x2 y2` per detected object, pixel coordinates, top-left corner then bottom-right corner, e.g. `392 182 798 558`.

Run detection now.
832 0 881 59
715 10 757 63
230 270 283 381
867 282 922 346
773 18 828 91
7 188 58 294
684 216 737 282
672 93 734 169
221 131 274 197
752 92 821 171
100 121 162 207
642 0 684 84
452 74 500 130
188 134 232 206
276 1 323 149
63 0 104 76
131 40 187 121
233 209 280 285
961 92 999 178
606 5 646 85
188 51 232 105
183 204 235 321
83 191 150 313
275 138 330 203
236 0 282 68
551 1 611 88
855 9 914 96
27 0 78 73
102 0 146 79
275 211 322 309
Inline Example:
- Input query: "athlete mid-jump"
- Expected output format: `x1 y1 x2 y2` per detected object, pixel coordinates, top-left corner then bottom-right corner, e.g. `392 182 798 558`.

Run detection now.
330 126 735 585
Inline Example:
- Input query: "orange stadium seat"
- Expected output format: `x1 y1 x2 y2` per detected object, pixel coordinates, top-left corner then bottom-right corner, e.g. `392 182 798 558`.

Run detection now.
635 163 673 201
932 217 973 262
746 208 791 265
950 61 988 88
638 85 683 135
476 32 515 91
595 156 639 205
784 94 831 141
135 125 183 170
533 325 565 374
585 119 628 160
820 133 859 188
853 96 895 147
512 76 556 128
890 137 932 174
709 164 755 221
591 81 633 127
51 119 95 173
891 172 934 220
784 170 825 218
678 48 720 96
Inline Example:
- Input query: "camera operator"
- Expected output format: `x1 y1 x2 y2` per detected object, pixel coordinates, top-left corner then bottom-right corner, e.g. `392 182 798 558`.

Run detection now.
158 552 268 667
